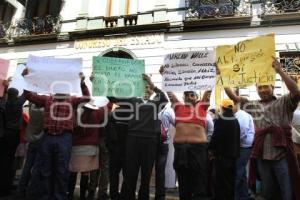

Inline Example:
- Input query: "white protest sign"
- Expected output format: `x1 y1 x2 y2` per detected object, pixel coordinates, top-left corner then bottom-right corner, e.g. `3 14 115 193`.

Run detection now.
25 55 82 94
9 64 27 95
162 51 216 92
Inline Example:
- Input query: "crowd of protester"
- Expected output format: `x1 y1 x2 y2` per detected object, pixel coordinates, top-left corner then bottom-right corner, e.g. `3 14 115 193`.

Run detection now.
0 57 300 200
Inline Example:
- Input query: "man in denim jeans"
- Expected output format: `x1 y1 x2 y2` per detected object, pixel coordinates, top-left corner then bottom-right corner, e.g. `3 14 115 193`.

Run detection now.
16 103 44 199
234 104 255 200
225 57 300 200
22 69 90 200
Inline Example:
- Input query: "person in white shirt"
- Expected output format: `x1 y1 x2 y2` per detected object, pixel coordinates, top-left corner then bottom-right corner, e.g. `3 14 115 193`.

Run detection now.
157 104 176 198
234 103 255 200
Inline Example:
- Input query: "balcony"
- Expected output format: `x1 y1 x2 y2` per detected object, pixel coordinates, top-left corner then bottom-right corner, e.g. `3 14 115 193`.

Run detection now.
103 14 138 28
70 12 169 39
12 15 61 42
0 22 9 42
185 0 300 29
186 0 252 19
262 0 300 14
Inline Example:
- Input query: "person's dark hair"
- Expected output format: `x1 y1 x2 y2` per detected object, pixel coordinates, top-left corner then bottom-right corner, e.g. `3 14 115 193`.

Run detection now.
184 91 195 96
209 108 216 114
222 107 234 117
183 91 198 99
7 88 19 100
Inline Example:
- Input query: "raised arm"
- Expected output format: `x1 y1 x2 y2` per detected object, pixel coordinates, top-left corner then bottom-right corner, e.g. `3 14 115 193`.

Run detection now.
272 57 300 99
215 63 244 103
1 77 11 99
201 90 212 103
167 92 179 107
72 73 91 107
22 68 47 106
224 87 243 103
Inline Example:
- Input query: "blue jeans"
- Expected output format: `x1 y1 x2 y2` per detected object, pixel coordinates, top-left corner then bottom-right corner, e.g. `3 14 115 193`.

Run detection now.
235 147 251 200
17 143 38 195
257 158 292 200
38 132 72 200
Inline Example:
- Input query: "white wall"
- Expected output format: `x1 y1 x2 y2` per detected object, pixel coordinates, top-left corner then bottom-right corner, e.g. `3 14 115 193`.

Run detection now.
60 0 81 20
138 0 155 12
1 25 300 99
167 0 185 8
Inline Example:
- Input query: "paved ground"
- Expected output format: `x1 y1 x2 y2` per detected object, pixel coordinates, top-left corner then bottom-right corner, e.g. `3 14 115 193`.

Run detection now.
0 187 179 200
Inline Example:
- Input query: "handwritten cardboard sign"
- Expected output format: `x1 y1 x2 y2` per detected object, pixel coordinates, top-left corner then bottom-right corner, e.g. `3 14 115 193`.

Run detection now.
25 55 82 94
216 33 276 87
92 57 145 97
162 51 216 92
0 59 10 97
9 64 26 96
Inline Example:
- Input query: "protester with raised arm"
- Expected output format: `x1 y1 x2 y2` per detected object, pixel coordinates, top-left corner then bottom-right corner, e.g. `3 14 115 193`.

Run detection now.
223 57 300 200
166 72 211 200
0 78 26 197
108 73 168 200
22 68 90 200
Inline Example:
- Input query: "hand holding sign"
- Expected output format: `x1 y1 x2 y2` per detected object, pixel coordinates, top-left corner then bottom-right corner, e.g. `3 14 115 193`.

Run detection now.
159 65 165 75
3 77 12 87
272 57 282 73
22 68 29 76
79 72 85 84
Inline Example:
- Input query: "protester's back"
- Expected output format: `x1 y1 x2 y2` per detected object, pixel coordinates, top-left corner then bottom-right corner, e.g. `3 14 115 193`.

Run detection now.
25 103 44 144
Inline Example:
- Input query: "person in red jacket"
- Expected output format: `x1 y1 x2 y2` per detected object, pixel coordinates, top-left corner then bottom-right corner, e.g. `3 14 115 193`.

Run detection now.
68 99 112 200
22 69 91 200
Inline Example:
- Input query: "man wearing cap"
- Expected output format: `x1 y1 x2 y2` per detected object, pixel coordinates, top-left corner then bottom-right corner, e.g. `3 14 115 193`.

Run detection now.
224 57 300 200
22 69 90 200
209 99 240 200
167 90 211 200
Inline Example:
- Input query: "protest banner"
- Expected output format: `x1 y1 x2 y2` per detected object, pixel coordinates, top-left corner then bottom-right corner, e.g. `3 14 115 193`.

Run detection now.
0 58 10 96
9 64 26 95
92 57 145 97
162 51 216 92
216 33 276 87
25 55 82 94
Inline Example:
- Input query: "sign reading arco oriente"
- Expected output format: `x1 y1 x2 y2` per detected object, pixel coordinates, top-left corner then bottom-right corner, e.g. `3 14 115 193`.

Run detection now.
75 33 164 49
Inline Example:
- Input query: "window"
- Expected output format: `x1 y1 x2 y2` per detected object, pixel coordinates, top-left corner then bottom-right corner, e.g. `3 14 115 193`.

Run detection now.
0 1 15 24
106 0 138 16
279 51 300 75
279 51 300 87
25 0 63 19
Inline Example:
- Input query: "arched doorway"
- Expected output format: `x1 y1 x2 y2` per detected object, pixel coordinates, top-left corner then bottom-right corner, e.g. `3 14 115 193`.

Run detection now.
99 47 136 59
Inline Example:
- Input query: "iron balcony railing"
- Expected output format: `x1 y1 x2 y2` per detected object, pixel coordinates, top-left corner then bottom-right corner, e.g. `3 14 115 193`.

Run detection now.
12 15 61 37
186 0 300 19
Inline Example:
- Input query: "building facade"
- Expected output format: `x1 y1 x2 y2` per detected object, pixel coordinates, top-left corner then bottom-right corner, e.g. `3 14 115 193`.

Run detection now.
0 0 300 102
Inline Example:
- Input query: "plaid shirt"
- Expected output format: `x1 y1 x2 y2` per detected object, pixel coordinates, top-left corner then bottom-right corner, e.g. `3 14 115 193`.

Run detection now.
242 94 298 160
24 83 90 135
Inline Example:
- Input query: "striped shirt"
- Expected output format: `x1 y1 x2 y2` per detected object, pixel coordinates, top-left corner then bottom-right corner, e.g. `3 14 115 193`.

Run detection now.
158 104 175 144
242 94 298 160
